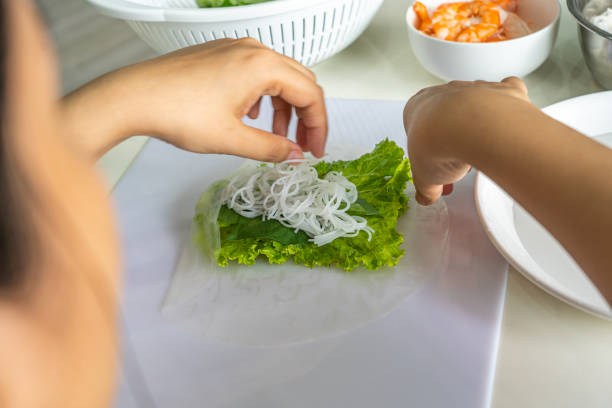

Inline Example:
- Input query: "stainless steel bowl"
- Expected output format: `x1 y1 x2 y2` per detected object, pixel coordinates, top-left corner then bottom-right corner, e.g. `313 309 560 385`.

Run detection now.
568 0 612 88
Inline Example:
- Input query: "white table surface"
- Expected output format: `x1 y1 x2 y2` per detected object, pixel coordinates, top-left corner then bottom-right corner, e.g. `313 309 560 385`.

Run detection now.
46 0 612 406
113 99 509 407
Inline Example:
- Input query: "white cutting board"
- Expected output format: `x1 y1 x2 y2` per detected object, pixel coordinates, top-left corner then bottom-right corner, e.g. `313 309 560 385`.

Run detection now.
113 98 508 408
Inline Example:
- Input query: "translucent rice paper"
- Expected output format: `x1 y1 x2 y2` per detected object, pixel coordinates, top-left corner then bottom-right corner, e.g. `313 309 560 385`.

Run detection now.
191 161 260 264
162 147 450 346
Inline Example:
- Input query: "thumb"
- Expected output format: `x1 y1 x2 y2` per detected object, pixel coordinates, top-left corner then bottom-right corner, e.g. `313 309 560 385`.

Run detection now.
228 124 304 162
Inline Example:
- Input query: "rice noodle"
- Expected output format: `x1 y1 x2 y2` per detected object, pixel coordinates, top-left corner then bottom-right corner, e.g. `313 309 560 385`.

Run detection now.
221 159 374 246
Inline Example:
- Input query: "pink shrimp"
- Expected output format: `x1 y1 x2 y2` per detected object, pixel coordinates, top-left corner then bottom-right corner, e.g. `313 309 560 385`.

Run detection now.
413 0 528 43
431 2 469 40
458 1 501 26
413 1 434 34
493 0 518 12
456 23 499 42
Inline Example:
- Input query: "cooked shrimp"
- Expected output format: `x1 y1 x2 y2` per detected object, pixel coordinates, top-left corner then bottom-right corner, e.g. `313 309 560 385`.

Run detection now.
412 0 529 43
431 2 468 40
492 0 517 13
456 23 499 42
458 1 501 26
413 1 434 33
454 1 502 42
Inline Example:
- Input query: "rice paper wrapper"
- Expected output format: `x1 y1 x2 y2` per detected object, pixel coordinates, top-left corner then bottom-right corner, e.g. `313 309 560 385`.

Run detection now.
162 146 450 346
191 160 261 266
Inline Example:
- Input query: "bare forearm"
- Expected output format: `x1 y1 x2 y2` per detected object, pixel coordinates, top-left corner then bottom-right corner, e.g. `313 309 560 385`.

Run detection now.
60 39 327 166
450 95 612 301
61 70 137 161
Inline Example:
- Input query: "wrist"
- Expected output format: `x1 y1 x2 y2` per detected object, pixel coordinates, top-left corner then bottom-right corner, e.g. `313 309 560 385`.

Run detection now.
437 91 539 169
61 68 140 160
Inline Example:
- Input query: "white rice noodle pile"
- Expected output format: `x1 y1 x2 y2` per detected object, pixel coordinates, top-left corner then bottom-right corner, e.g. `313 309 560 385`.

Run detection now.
221 159 374 246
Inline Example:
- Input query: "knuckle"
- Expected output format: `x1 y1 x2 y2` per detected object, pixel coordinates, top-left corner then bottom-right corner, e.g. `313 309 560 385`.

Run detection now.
315 84 324 98
403 102 413 118
503 76 524 88
210 38 233 46
235 36 262 47
264 142 290 162
414 88 429 98
241 52 268 72
244 47 278 67
303 66 317 80
261 47 282 61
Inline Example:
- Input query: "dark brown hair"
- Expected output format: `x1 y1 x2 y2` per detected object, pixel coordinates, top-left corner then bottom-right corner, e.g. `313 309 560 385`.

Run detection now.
0 0 24 287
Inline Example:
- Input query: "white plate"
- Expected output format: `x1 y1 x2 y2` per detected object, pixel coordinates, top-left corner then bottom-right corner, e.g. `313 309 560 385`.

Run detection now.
475 91 612 319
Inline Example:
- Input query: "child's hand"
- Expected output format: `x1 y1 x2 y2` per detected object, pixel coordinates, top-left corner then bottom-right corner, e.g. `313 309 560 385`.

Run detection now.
404 78 612 295
403 77 529 205
63 38 327 162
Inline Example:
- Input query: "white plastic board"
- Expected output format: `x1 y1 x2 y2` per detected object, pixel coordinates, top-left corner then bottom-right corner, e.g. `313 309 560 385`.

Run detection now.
113 98 508 408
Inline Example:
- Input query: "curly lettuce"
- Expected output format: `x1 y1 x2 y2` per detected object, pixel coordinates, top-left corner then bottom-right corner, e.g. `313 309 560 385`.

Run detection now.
196 0 273 7
193 140 412 271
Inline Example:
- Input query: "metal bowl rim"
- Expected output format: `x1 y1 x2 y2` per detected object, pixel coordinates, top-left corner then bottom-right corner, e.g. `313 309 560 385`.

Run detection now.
567 0 612 40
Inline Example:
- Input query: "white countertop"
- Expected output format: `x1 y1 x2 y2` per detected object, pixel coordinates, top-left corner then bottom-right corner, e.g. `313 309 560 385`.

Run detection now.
43 0 612 405
307 4 612 405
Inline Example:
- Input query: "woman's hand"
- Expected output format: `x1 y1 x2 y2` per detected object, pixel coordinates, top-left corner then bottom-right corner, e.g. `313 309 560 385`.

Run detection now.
62 38 327 162
403 77 529 205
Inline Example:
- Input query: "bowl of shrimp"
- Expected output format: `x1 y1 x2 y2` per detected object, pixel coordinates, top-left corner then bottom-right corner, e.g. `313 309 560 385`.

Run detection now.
406 0 561 81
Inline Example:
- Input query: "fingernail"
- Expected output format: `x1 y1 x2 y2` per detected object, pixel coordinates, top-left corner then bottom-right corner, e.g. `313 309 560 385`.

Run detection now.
416 192 434 206
287 149 303 161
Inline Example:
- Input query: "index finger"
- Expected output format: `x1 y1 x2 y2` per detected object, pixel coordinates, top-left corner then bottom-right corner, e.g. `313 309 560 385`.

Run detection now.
261 64 328 157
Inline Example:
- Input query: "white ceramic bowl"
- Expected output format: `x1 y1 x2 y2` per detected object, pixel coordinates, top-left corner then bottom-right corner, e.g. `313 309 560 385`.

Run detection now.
406 0 561 81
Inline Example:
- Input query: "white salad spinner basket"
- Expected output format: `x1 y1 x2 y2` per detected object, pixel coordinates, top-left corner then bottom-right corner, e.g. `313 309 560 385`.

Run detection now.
86 0 384 66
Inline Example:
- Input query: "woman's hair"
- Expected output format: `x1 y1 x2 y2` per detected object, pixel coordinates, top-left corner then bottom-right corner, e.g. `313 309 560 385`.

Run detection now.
0 0 25 287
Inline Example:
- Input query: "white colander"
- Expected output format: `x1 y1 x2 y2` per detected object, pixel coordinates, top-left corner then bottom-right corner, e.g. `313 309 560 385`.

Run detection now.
86 0 384 66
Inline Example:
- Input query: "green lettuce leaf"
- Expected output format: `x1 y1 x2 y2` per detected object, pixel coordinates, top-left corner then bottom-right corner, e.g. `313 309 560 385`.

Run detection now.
195 139 412 271
218 205 310 245
346 197 380 217
196 0 272 7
